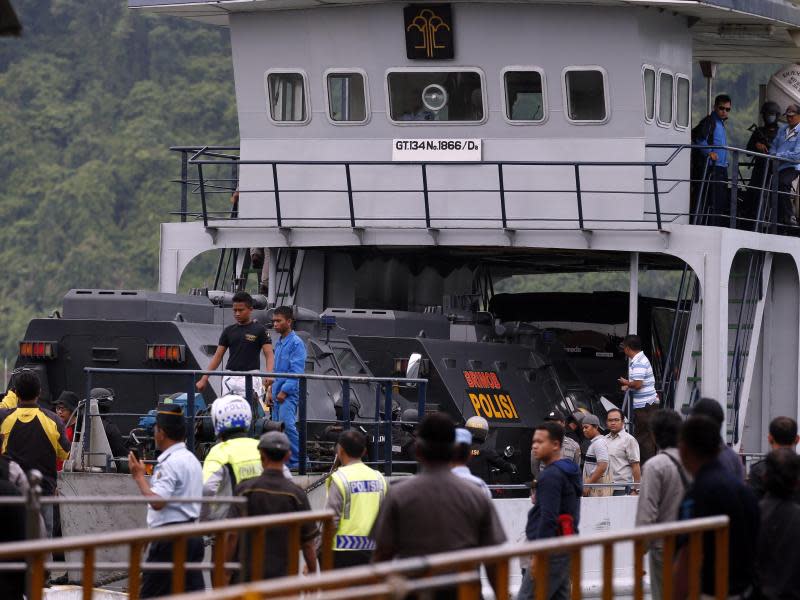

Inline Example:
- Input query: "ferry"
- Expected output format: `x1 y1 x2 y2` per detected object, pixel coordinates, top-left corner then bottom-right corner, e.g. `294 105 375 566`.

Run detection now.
12 0 800 596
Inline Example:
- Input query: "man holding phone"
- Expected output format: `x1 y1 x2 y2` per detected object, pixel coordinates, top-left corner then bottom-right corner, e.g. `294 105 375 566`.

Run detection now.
617 334 658 464
129 404 204 597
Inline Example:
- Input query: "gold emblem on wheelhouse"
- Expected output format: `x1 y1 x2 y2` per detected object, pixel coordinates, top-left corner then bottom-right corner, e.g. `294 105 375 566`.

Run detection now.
404 5 454 60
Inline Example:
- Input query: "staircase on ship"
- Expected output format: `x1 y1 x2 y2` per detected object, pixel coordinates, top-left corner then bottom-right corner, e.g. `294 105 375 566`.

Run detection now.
659 158 779 448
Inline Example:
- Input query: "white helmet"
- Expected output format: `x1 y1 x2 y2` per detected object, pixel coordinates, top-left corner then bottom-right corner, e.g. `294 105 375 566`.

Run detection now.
465 416 489 442
210 394 252 437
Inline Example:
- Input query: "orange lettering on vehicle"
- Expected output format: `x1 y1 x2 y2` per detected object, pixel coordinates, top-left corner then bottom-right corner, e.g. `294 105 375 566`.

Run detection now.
508 395 519 418
497 395 513 418
478 393 494 417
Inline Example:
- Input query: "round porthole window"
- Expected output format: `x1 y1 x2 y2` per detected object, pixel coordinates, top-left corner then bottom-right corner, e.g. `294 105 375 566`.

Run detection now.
421 84 448 112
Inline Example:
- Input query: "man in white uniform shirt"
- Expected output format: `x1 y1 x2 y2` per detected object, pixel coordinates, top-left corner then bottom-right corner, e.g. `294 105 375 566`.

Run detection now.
129 403 204 597
618 334 658 463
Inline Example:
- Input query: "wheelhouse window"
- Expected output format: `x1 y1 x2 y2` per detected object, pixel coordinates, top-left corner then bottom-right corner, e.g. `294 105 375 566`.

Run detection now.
643 67 656 121
327 71 368 123
387 70 484 123
658 72 674 125
503 69 545 122
564 68 607 122
266 72 307 123
676 75 690 129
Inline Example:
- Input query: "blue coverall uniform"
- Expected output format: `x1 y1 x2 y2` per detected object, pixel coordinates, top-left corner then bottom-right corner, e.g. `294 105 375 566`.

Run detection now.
272 330 307 468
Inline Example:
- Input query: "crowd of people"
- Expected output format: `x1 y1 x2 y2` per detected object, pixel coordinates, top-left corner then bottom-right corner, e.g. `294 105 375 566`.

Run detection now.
138 394 796 600
0 299 796 599
692 94 800 230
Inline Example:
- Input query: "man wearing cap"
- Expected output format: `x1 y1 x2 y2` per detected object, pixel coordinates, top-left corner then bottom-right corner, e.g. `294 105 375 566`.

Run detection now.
226 431 318 581
581 414 612 497
129 404 204 597
770 104 800 228
530 410 581 480
54 391 79 441
452 428 491 499
325 430 387 568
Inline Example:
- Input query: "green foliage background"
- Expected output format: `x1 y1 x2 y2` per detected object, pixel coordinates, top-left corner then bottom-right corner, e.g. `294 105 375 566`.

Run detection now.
0 0 237 362
0 1 788 362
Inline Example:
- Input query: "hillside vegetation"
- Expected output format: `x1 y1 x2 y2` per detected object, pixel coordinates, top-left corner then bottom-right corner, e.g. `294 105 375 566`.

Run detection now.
0 0 237 361
0 1 788 361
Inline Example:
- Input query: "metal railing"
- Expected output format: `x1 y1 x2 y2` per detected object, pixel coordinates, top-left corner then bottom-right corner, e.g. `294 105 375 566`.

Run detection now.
171 143 800 233
83 367 428 477
158 515 730 600
0 505 334 600
727 249 766 445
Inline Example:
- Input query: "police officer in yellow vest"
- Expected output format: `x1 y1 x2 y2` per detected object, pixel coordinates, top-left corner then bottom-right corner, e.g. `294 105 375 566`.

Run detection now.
325 430 387 568
201 394 263 520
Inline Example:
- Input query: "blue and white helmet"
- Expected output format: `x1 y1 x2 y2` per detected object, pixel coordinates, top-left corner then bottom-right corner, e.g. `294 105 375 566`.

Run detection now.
210 394 252 437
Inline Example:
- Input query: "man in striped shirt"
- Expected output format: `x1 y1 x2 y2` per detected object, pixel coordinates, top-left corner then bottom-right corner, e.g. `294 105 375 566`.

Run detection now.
618 335 659 464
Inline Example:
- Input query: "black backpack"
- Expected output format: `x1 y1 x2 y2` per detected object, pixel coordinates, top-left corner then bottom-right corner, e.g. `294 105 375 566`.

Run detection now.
690 114 716 179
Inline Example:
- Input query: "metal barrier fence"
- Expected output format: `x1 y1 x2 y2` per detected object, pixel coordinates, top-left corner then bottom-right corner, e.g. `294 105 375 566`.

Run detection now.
0 506 334 600
173 143 800 233
83 367 428 476
158 515 730 600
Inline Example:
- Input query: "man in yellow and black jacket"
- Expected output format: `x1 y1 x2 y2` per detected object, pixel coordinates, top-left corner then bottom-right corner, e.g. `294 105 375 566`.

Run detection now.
0 370 69 536
325 430 387 569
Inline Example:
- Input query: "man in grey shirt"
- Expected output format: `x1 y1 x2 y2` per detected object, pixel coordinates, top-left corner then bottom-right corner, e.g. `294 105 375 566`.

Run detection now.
531 410 581 479
635 410 690 600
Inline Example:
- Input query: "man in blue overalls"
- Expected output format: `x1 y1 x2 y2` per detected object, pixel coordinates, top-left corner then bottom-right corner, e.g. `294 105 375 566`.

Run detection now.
267 306 307 469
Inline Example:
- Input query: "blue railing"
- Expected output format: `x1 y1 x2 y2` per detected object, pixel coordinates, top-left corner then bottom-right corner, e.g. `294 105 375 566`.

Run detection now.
83 367 427 476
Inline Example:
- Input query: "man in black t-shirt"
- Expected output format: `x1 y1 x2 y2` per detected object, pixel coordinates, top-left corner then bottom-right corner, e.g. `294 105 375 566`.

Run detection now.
196 292 274 401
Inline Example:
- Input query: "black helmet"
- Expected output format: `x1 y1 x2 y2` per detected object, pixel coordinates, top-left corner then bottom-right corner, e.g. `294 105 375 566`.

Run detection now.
401 408 418 432
89 387 114 409
401 408 418 422
761 101 781 117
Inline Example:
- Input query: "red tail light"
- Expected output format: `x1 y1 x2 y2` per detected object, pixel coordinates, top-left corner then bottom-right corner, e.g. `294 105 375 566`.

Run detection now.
146 344 186 363
18 341 57 360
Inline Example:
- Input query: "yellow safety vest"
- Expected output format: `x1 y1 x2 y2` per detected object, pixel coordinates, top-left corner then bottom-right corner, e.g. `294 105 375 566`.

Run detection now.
202 437 263 487
327 462 386 551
